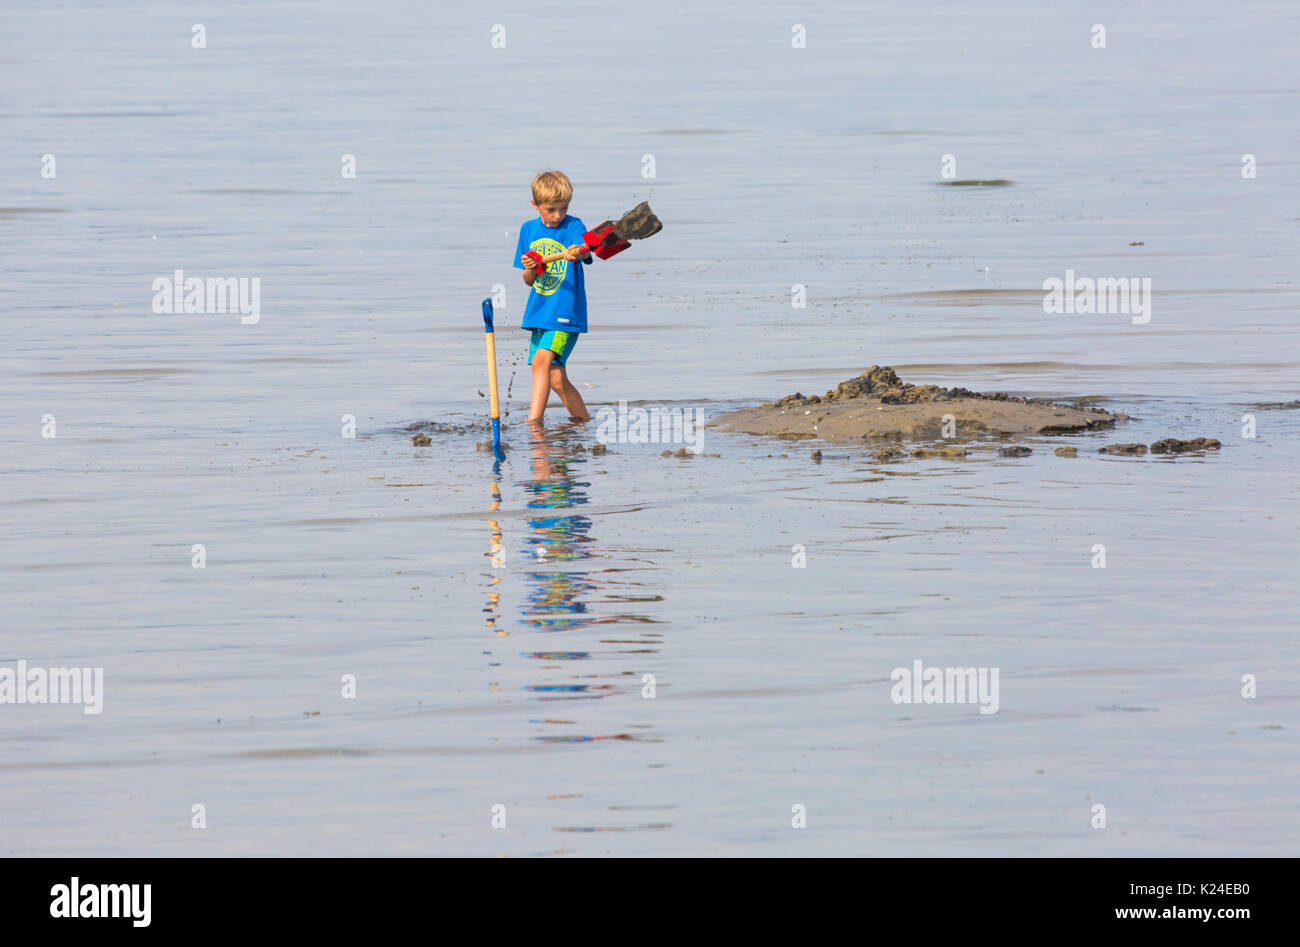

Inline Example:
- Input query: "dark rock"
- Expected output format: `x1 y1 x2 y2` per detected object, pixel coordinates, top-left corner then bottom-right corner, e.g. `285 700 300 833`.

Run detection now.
999 446 1032 457
1150 437 1221 454
1099 443 1147 455
912 446 966 459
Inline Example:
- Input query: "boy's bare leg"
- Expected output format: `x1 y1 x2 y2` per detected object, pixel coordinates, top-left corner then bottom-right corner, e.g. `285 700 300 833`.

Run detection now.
549 364 590 421
528 349 554 423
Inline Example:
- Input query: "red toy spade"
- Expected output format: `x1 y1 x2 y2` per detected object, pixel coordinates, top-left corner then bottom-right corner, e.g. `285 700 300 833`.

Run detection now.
526 202 662 271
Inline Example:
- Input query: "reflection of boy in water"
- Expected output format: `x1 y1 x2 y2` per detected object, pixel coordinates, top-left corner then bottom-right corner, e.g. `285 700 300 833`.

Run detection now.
520 432 608 632
524 431 590 548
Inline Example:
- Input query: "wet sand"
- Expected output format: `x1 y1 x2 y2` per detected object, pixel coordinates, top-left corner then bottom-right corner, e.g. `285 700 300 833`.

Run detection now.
712 366 1119 441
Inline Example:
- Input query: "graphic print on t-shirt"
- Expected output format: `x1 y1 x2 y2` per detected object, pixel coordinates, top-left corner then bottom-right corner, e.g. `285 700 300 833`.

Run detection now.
528 237 567 295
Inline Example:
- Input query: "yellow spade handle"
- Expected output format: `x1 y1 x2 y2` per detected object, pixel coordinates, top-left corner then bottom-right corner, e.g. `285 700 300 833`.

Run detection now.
538 246 592 264
484 330 501 421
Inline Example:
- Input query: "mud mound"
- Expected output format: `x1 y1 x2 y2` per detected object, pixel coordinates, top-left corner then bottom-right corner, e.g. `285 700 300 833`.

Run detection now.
713 366 1119 441
769 365 1022 409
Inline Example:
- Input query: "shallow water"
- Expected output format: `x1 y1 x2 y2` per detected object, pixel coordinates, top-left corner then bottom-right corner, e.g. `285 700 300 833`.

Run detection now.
1 0 1297 856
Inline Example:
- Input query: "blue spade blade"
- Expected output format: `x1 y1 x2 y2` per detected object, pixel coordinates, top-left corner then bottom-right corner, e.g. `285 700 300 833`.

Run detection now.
482 299 506 461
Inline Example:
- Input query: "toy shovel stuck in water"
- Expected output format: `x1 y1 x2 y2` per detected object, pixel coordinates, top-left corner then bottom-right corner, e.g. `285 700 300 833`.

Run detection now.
481 298 505 461
529 201 662 270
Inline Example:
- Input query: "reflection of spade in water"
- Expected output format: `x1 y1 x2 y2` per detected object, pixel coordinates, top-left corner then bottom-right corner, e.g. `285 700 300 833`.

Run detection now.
483 479 506 637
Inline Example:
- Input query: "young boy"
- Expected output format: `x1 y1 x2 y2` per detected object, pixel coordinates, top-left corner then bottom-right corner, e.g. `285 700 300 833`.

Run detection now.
514 170 593 423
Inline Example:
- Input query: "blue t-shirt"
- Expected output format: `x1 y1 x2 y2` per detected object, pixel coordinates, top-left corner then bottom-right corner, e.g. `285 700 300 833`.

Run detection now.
513 215 593 333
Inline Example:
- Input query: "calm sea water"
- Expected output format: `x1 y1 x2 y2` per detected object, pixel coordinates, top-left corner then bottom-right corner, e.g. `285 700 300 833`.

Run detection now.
2 0 1297 856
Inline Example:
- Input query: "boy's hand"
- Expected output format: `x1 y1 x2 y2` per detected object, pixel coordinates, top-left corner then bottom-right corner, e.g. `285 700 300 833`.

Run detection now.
521 252 541 271
564 244 590 262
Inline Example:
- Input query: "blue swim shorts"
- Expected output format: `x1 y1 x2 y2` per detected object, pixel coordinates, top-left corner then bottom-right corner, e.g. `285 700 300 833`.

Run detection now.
528 329 579 367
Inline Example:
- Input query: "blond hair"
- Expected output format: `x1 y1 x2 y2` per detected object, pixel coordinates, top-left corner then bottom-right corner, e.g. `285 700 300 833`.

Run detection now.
531 170 573 205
